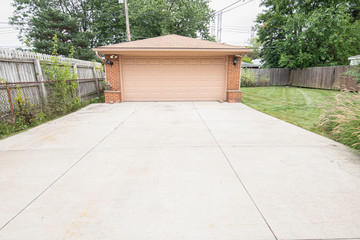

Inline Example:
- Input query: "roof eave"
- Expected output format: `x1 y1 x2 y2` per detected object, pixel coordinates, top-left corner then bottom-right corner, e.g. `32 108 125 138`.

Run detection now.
92 48 253 55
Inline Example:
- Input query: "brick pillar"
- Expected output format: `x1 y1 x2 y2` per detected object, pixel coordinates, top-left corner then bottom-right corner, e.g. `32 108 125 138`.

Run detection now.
104 55 122 103
226 55 242 103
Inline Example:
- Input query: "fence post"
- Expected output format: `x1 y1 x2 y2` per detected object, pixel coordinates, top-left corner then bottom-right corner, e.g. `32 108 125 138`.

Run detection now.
92 67 100 97
33 58 47 102
73 64 80 98
6 86 15 122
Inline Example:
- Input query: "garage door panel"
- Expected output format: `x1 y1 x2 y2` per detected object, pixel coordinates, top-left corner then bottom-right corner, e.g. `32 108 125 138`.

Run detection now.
122 57 226 101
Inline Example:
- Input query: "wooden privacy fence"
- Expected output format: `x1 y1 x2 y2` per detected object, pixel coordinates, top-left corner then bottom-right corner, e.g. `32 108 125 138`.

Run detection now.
0 48 104 82
0 48 105 120
245 66 359 91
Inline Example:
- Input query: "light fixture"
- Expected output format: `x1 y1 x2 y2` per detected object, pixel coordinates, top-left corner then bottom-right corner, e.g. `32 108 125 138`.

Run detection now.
106 59 114 65
233 57 238 66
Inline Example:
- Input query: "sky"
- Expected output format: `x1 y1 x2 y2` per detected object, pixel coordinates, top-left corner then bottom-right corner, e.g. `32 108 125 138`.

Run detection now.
0 0 264 49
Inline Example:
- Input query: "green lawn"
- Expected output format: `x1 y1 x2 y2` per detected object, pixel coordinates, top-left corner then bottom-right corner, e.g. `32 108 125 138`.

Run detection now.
241 87 338 134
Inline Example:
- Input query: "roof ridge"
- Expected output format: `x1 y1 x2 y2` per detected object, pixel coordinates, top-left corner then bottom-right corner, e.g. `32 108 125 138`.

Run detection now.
96 34 246 49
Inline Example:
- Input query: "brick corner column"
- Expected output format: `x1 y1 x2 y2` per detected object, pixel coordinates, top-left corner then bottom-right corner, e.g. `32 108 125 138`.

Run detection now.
226 55 242 103
104 55 122 103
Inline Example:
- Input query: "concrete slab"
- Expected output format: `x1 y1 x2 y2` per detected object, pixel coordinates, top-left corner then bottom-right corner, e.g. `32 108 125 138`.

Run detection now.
206 120 334 147
0 102 360 240
222 145 360 239
0 149 85 228
0 147 275 240
98 121 217 148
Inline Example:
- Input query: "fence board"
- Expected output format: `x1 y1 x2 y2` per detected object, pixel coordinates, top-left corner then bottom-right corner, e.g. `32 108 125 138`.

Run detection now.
247 66 358 90
245 68 291 86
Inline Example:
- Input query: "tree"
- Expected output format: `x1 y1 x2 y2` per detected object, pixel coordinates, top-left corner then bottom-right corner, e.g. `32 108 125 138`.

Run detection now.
27 8 93 60
245 37 261 60
256 0 360 68
10 0 214 60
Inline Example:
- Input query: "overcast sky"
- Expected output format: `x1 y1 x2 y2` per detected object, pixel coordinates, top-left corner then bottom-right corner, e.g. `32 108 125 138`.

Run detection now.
0 0 264 49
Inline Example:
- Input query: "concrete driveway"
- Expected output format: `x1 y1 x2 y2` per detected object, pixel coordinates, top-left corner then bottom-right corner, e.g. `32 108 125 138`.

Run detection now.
0 102 360 240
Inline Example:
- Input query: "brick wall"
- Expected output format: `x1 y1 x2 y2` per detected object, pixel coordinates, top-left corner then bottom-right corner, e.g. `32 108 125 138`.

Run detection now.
104 55 122 103
226 55 242 102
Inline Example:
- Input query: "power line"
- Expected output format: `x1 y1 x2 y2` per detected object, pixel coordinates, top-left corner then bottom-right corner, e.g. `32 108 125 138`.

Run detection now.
222 0 255 14
214 0 245 15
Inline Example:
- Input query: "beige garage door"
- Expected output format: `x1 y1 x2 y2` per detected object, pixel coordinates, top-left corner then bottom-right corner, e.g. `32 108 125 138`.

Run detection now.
122 57 226 101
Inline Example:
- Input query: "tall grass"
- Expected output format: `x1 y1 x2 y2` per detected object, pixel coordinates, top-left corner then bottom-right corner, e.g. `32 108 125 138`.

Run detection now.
319 90 360 150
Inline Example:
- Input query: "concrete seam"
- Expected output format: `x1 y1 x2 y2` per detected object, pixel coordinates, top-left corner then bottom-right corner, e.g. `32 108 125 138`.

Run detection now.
192 102 279 240
0 103 144 231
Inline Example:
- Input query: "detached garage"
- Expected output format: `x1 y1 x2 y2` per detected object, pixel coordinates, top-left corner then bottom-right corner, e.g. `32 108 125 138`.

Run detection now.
93 34 251 103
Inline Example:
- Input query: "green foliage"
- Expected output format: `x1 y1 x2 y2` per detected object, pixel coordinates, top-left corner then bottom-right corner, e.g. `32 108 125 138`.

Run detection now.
241 86 360 150
343 64 360 84
245 37 261 60
318 91 360 150
41 35 79 115
241 69 258 87
0 121 18 139
0 36 105 139
27 8 93 60
10 0 214 59
241 86 338 134
241 69 271 87
128 0 214 40
256 0 360 68
242 56 253 64
14 85 36 127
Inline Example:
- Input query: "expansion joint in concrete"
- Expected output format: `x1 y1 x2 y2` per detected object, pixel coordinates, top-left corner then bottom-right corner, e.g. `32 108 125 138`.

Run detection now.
192 102 278 240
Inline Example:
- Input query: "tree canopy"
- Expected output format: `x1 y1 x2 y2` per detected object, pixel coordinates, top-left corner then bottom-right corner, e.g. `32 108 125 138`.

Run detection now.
256 0 360 68
10 0 214 60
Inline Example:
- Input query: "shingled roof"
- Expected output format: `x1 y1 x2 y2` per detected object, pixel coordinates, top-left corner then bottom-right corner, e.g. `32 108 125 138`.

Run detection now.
93 34 252 54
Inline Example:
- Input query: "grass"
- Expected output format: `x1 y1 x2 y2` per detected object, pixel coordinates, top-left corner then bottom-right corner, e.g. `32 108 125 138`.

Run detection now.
241 86 339 134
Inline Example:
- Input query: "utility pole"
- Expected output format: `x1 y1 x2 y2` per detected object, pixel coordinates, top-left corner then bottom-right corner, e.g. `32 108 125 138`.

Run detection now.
216 11 223 42
119 0 131 41
210 19 215 37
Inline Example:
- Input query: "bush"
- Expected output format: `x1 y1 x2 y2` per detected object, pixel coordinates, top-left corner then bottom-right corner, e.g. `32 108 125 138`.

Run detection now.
14 85 37 126
343 64 360 84
41 35 79 115
318 90 360 150
241 69 258 87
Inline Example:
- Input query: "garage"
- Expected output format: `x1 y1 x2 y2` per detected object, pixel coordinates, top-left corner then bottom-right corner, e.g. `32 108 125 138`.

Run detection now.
93 34 251 103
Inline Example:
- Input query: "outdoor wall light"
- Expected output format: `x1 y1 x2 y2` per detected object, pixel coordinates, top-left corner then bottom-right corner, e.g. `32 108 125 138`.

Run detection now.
106 59 114 65
233 57 238 66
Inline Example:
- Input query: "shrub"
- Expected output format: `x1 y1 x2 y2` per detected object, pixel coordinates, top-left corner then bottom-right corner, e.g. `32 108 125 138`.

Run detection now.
14 85 36 126
241 69 258 87
318 90 360 150
41 35 79 115
343 64 360 84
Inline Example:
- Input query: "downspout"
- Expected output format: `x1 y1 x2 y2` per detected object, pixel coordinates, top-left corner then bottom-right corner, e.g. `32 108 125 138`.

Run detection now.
95 51 106 64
